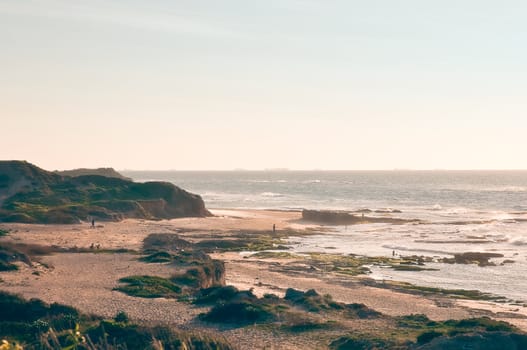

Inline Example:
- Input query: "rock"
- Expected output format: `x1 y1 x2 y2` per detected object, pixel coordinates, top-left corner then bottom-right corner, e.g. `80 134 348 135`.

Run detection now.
441 252 504 267
302 209 417 225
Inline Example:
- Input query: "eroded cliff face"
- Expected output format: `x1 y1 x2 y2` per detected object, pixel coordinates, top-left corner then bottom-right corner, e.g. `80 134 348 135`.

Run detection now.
0 161 62 206
0 161 211 223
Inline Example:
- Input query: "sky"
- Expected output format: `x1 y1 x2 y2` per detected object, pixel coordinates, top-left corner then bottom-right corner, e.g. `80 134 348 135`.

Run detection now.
1 0 527 170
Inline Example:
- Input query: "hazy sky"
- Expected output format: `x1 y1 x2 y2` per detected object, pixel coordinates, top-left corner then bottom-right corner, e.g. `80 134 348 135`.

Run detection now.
1 1 526 170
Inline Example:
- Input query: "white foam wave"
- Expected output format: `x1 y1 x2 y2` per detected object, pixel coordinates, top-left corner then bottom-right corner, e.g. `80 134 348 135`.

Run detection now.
303 179 321 184
480 186 527 192
260 192 284 197
248 180 288 183
202 191 231 198
445 207 472 214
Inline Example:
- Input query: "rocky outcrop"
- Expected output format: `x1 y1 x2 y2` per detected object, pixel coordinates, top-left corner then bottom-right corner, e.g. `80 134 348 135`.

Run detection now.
302 209 417 225
0 161 210 223
441 252 504 267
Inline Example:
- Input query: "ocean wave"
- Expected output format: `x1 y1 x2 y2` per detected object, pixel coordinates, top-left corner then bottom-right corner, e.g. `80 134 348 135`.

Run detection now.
479 186 527 192
437 185 527 193
445 207 473 214
303 179 321 184
248 180 288 183
375 208 403 213
260 192 285 197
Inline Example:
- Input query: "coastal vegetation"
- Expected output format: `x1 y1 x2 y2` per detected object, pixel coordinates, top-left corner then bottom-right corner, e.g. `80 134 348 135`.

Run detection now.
0 161 209 224
2 225 527 349
1 165 525 349
0 241 58 272
0 291 233 349
54 168 132 181
3 285 526 350
109 235 527 349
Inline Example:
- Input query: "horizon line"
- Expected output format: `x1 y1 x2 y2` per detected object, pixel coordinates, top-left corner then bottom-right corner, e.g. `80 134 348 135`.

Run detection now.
118 168 527 172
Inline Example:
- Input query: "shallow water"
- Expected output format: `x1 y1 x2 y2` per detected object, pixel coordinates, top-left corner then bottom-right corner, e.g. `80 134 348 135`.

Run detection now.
287 220 527 301
124 170 527 300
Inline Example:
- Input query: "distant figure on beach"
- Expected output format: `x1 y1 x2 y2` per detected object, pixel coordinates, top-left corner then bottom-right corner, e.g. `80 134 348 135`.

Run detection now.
273 224 276 233
392 250 395 257
91 219 95 228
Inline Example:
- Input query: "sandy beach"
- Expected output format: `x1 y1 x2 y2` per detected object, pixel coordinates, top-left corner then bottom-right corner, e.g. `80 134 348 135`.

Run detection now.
1 209 527 349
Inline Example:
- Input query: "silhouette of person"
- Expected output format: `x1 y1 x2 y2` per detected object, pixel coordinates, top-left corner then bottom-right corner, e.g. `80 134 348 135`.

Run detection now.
91 219 95 228
273 224 276 233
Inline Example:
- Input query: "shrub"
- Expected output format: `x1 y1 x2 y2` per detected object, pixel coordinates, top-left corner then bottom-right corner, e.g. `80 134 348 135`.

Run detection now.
115 275 181 298
194 286 247 305
200 301 275 325
285 288 341 312
396 314 431 328
329 336 394 350
417 330 443 344
114 311 129 323
344 303 381 319
140 251 173 263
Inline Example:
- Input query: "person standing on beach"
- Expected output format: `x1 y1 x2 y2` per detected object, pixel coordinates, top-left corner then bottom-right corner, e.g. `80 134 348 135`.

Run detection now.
273 224 276 233
91 218 95 228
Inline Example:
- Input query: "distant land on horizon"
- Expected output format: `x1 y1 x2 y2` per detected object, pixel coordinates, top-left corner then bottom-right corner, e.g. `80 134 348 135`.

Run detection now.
119 168 527 172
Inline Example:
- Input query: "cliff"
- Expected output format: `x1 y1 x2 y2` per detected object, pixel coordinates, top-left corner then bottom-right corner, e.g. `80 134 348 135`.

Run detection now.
0 161 210 224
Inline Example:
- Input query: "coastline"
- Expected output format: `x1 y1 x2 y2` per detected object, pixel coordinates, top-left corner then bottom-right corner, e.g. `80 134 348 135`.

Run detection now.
2 209 527 348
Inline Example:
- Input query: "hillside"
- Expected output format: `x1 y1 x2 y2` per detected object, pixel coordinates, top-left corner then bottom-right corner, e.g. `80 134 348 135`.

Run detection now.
0 161 210 224
55 167 131 181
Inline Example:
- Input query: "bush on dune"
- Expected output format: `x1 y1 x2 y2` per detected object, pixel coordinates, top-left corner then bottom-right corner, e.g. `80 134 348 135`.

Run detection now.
0 291 234 350
115 275 182 298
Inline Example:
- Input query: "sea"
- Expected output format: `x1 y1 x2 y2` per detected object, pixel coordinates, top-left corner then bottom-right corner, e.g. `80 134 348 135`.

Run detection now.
123 170 527 301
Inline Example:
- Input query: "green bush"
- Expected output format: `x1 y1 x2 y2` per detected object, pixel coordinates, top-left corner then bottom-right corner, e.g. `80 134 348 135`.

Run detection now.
114 311 129 323
0 291 234 349
329 336 394 350
417 330 443 344
200 301 276 325
194 286 247 305
140 251 173 263
115 275 181 298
